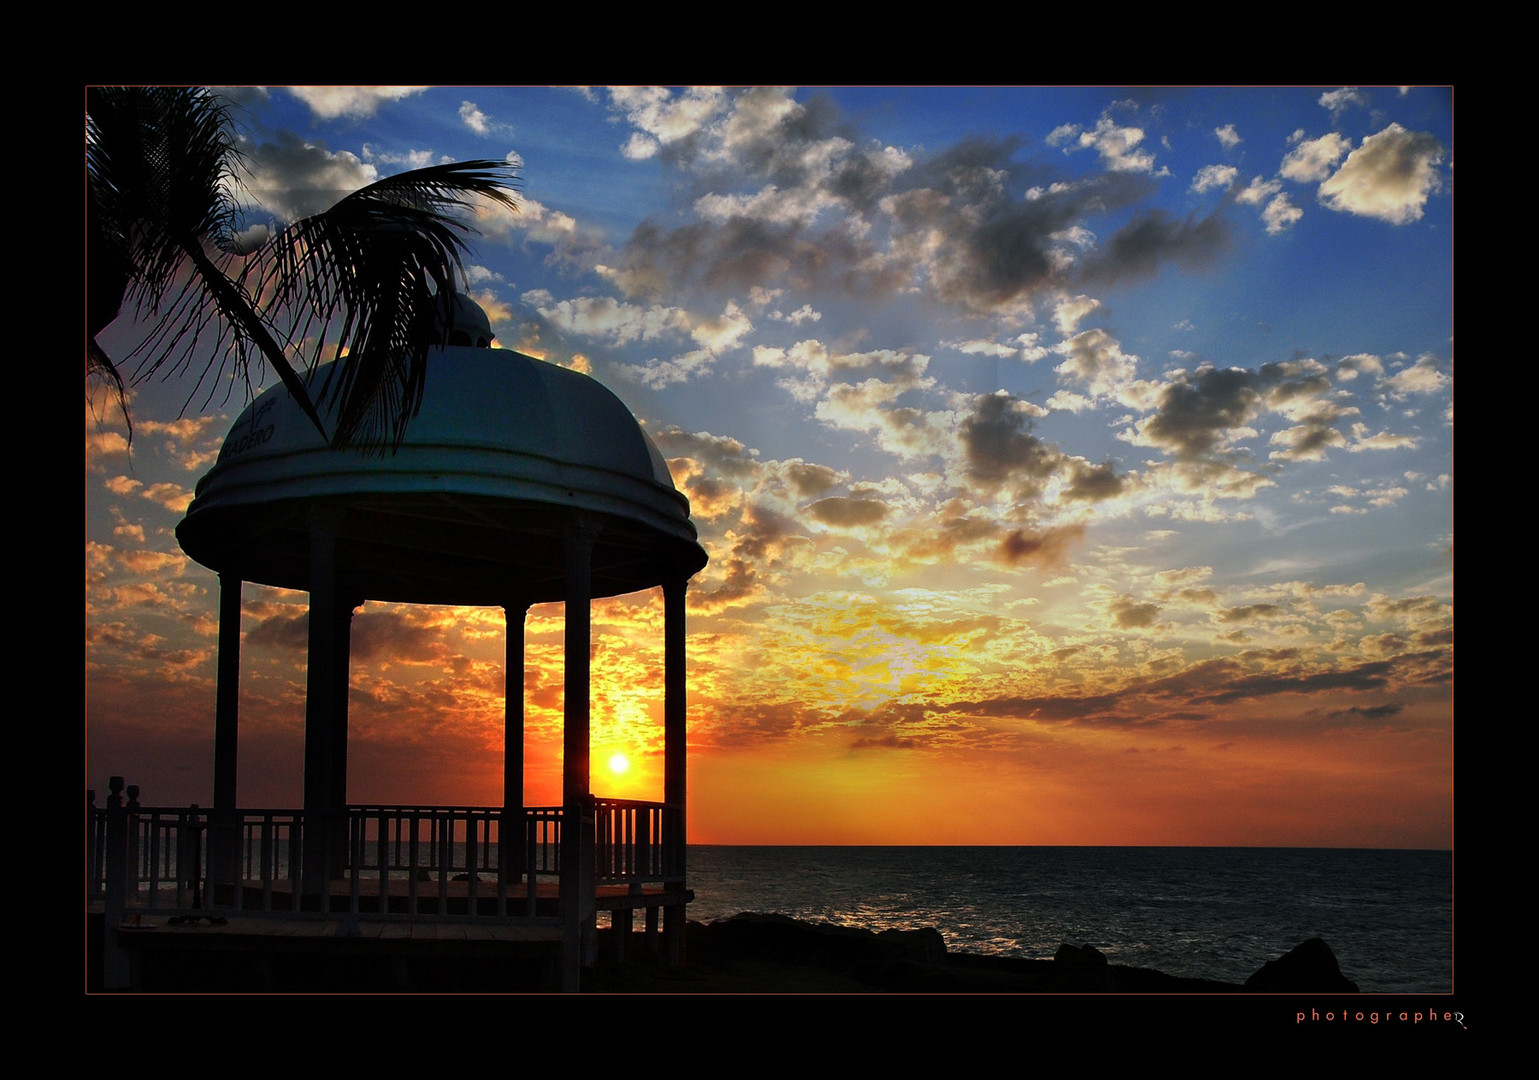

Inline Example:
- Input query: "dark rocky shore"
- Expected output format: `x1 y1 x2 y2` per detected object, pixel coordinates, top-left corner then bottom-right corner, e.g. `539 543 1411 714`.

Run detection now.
89 909 1360 993
582 912 1361 993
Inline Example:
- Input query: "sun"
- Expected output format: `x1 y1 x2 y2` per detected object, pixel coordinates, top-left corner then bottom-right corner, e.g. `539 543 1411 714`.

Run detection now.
607 752 630 775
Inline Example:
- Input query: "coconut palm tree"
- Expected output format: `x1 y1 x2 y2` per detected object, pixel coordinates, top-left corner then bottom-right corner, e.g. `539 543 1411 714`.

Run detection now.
87 86 518 449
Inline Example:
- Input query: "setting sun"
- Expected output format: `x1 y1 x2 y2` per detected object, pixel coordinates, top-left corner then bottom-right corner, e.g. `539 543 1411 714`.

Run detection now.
608 752 630 775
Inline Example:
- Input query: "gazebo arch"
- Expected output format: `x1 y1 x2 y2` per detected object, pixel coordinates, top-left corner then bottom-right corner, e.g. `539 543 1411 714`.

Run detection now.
173 298 707 986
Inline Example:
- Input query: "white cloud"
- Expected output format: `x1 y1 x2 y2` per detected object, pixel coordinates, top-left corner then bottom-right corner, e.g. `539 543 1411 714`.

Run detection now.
1236 175 1283 206
1379 355 1449 397
1262 193 1303 234
1080 114 1159 173
1280 133 1351 183
1319 87 1368 116
1348 423 1419 452
1318 124 1445 225
1054 295 1105 335
1215 124 1241 149
609 86 726 154
1191 164 1238 194
459 100 506 136
286 86 428 119
538 296 692 345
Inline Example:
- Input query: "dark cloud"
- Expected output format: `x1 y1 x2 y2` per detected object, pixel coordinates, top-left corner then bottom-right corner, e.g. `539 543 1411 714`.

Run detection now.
942 692 1127 724
1081 208 1233 285
999 524 1084 566
1063 460 1126 502
245 611 310 650
689 503 807 614
1218 603 1285 623
1140 366 1262 460
1145 656 1394 704
850 735 920 750
1110 596 1161 629
350 611 450 663
654 427 760 477
960 393 1064 494
238 130 377 223
1331 703 1404 720
807 496 888 528
1139 360 1349 464
785 462 841 498
609 94 1228 316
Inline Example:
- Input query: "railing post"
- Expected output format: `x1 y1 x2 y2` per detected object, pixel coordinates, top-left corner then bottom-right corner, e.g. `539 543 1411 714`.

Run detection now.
86 789 99 901
125 785 141 900
101 777 130 990
181 804 205 910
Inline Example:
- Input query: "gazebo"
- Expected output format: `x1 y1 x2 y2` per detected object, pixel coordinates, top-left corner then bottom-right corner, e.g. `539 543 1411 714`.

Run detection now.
165 296 708 988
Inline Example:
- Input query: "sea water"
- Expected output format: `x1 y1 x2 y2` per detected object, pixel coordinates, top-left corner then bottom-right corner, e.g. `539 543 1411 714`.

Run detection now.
685 846 1452 993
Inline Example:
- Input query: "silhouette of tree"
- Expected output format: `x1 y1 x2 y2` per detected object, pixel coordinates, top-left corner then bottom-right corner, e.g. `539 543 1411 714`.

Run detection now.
87 86 518 449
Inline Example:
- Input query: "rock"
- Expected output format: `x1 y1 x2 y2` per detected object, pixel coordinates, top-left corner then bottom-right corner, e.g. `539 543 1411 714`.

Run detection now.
1052 941 1117 990
1244 937 1359 992
1054 942 1108 966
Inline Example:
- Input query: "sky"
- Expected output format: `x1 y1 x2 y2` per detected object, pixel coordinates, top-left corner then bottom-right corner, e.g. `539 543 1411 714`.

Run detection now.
86 86 1453 848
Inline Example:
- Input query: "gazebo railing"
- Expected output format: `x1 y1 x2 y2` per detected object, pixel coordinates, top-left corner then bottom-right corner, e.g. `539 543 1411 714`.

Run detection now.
89 785 680 920
594 798 683 885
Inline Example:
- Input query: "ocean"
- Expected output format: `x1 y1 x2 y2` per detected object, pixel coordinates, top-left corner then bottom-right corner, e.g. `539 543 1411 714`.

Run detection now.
684 846 1452 993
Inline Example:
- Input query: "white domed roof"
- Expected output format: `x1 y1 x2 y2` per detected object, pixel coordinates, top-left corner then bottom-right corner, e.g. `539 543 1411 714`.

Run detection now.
178 345 707 604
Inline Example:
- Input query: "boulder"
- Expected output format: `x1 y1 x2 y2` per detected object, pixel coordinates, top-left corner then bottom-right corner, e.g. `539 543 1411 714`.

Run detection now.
1244 937 1359 992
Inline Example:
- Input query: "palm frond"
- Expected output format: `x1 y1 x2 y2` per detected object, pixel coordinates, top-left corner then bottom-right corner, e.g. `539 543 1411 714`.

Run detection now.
87 86 329 439
87 87 520 450
253 160 520 448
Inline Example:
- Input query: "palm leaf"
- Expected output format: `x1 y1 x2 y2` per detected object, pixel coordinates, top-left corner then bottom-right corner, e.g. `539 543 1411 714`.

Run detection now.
87 87 520 450
255 161 520 448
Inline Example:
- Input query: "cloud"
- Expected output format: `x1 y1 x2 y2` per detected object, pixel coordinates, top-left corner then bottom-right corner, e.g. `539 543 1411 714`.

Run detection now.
807 496 889 529
458 100 509 137
1052 109 1162 173
1318 124 1445 224
1348 423 1418 452
1080 209 1232 285
609 85 727 160
1063 460 1127 502
1215 124 1241 149
1191 164 1238 194
1318 87 1368 116
1126 366 1264 461
537 295 692 346
960 391 1067 496
239 131 379 222
998 523 1085 567
1054 328 1142 401
1280 133 1351 183
1379 354 1449 399
1124 359 1347 469
1236 176 1282 206
1109 595 1161 629
1261 193 1303 234
1269 422 1346 461
1054 295 1105 335
285 86 428 120
598 92 1217 317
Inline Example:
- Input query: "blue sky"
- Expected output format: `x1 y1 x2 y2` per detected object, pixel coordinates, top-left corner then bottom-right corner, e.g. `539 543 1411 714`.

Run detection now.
87 86 1452 846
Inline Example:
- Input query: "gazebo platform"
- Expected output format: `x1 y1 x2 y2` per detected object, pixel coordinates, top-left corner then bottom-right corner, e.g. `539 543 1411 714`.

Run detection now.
88 792 690 991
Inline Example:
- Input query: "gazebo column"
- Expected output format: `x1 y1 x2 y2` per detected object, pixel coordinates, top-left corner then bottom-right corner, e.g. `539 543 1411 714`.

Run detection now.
663 573 689 964
301 512 354 899
209 573 242 893
502 598 530 888
561 516 601 990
